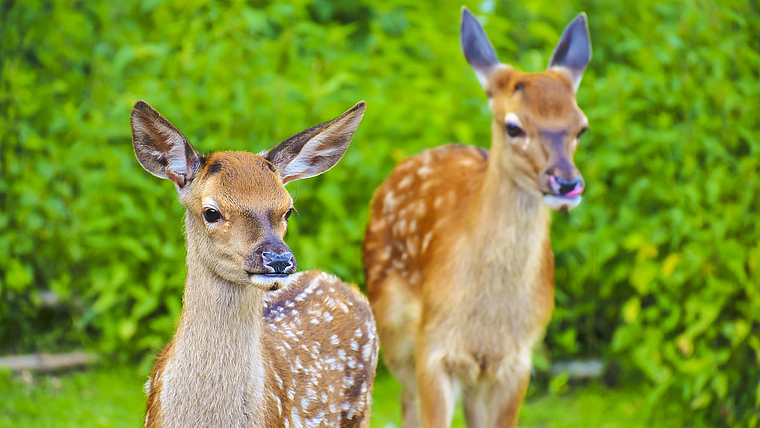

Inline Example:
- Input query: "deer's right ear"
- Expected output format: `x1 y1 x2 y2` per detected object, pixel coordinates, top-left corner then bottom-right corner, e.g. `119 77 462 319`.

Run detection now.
130 100 202 191
263 101 366 184
461 7 501 90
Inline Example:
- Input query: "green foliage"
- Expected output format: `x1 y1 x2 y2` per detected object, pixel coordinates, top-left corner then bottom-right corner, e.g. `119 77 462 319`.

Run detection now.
1 0 758 425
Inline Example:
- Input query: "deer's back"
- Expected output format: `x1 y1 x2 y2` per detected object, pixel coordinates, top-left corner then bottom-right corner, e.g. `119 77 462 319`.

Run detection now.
261 270 378 426
363 144 489 298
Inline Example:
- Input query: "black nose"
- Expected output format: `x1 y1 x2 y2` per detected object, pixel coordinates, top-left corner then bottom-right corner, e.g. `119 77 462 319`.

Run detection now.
262 251 295 274
554 176 584 196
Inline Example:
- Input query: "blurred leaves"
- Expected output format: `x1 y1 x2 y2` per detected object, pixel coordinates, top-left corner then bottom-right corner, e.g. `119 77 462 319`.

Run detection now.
1 0 759 425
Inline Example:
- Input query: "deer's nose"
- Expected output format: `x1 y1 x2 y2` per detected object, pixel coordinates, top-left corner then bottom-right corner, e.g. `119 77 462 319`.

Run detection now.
549 175 584 197
262 251 296 274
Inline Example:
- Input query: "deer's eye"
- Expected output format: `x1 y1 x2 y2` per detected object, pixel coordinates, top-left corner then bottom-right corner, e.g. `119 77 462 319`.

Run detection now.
506 124 525 138
284 208 295 222
203 208 222 223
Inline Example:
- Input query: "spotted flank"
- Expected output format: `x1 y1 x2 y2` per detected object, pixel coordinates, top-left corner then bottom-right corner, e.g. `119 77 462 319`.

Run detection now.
262 270 379 427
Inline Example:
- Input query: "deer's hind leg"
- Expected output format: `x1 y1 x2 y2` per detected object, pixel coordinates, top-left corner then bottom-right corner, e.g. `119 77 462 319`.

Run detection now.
369 273 423 427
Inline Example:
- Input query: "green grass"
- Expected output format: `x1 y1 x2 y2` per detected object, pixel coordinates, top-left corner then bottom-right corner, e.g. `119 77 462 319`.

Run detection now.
0 366 702 427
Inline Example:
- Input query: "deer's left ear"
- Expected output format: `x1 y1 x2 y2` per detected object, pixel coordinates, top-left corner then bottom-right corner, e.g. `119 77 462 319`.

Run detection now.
263 101 366 184
549 13 592 92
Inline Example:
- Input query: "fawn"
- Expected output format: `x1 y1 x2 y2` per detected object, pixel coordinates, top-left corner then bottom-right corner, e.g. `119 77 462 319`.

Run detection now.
131 100 378 427
362 8 591 428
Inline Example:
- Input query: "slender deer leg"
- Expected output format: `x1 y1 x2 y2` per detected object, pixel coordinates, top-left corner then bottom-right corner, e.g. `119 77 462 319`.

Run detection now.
386 357 421 428
489 368 531 428
401 388 421 428
463 384 487 428
416 355 456 428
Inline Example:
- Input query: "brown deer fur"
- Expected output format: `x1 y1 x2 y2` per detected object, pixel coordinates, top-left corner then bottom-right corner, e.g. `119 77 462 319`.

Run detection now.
131 100 378 427
362 9 591 428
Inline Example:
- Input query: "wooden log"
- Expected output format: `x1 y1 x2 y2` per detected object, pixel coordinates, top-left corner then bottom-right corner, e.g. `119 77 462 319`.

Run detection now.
0 351 96 372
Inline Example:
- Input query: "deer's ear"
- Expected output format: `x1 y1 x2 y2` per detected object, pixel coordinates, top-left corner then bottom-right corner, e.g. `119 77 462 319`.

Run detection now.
461 7 501 90
130 100 202 191
548 13 592 91
263 101 366 184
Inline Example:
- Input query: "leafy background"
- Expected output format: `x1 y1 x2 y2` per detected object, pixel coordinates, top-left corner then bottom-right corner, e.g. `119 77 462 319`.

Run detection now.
1 0 758 426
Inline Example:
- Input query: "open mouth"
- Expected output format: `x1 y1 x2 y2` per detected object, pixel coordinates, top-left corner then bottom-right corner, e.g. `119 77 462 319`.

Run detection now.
543 194 582 212
249 273 293 291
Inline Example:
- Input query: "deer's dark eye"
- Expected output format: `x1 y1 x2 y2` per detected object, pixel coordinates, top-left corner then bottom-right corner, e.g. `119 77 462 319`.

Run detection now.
203 208 222 223
506 124 525 138
578 127 588 139
284 208 295 222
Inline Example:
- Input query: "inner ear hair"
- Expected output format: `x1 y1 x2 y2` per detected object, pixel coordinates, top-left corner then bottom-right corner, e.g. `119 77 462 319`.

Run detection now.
263 101 366 184
130 100 202 189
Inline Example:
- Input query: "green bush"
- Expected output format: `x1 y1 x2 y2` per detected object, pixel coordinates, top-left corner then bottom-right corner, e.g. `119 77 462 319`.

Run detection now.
1 0 758 425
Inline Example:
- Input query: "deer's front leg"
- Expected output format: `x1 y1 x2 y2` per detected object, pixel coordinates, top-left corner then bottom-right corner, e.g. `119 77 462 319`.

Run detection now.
489 366 531 428
416 348 456 428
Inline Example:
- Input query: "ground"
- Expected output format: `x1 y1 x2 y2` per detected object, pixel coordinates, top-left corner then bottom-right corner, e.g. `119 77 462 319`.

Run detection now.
0 365 704 427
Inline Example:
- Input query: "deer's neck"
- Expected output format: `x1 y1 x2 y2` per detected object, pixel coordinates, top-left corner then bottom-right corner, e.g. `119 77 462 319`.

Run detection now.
461 128 552 287
159 233 266 427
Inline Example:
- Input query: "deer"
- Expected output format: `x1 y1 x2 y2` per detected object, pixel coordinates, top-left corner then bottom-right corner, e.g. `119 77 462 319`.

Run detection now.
362 8 591 428
130 99 379 427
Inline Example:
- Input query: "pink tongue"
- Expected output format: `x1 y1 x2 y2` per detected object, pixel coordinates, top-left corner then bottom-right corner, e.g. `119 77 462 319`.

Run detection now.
564 185 584 198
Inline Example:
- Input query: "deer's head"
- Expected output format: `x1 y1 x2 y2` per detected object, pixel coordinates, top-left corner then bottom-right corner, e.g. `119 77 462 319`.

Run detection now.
131 100 366 290
462 8 591 211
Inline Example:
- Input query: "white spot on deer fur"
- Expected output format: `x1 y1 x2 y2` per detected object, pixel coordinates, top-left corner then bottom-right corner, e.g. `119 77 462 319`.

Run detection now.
275 371 284 389
350 340 359 351
288 388 296 400
362 343 373 360
398 175 414 189
406 238 417 257
394 219 406 235
434 196 445 209
383 190 398 212
418 165 433 177
355 328 363 338
369 218 386 232
416 202 426 216
331 334 339 345
421 232 433 253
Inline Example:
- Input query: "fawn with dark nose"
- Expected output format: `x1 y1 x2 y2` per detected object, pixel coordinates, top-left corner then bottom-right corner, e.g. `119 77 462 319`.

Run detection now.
363 8 592 428
132 100 378 427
